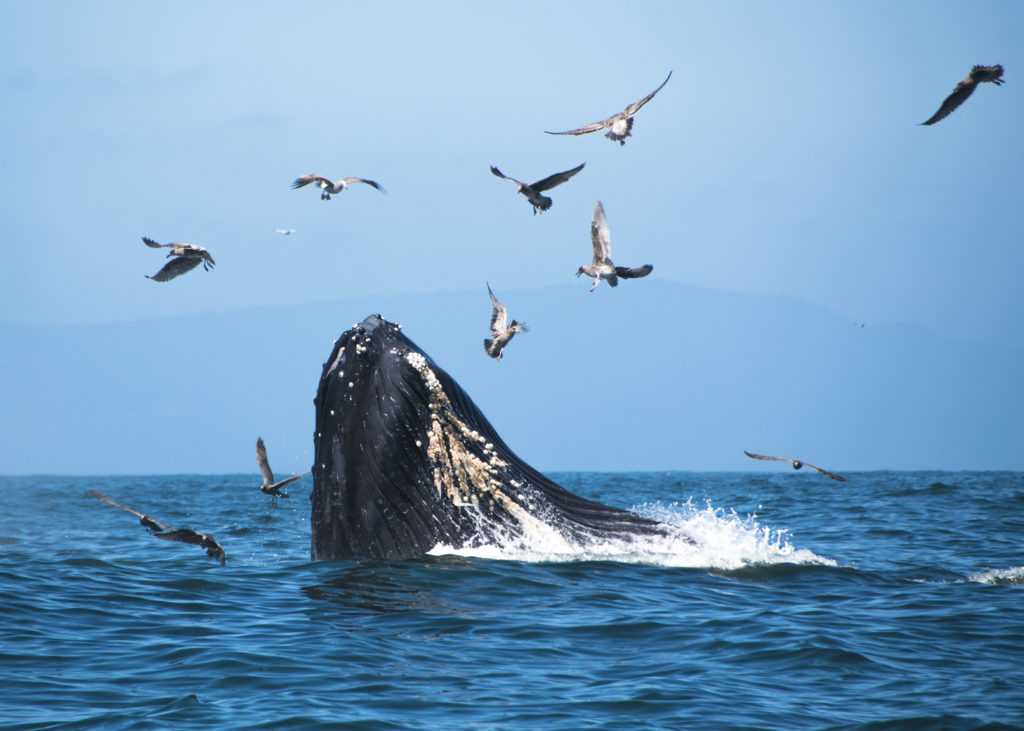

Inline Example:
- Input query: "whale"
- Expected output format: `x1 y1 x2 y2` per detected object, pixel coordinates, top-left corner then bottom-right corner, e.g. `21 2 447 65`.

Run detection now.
311 314 672 560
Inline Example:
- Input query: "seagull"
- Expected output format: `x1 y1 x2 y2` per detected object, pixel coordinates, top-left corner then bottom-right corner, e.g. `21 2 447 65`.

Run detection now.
743 451 848 482
483 283 528 362
577 201 653 292
89 489 226 564
922 64 1004 126
142 236 216 282
256 436 304 505
490 162 585 214
274 229 295 235
545 71 672 146
291 174 383 200
854 322 866 328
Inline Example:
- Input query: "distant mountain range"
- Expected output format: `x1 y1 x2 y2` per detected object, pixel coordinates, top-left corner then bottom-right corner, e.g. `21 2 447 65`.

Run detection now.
2 280 1021 474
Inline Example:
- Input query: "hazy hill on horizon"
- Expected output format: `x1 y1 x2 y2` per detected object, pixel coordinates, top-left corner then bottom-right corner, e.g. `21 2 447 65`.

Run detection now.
2 279 1020 475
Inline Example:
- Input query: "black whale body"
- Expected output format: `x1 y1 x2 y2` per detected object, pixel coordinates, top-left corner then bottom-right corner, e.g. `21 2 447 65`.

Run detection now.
311 314 670 560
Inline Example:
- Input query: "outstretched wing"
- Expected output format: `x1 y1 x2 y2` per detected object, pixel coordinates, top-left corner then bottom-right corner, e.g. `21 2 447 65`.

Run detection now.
921 81 977 125
531 162 586 192
145 256 202 282
256 437 275 486
544 120 610 136
486 282 507 336
89 489 174 532
615 264 653 279
622 71 673 116
969 64 1004 84
271 473 304 491
490 166 522 186
591 200 611 264
743 450 794 465
339 177 384 192
142 237 170 249
800 462 848 482
291 174 331 189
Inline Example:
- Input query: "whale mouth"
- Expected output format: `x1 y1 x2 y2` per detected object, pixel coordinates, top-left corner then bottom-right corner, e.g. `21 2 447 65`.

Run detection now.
311 314 672 561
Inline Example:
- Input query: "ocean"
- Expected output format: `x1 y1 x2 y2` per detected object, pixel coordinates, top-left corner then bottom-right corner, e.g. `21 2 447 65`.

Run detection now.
1 471 1022 730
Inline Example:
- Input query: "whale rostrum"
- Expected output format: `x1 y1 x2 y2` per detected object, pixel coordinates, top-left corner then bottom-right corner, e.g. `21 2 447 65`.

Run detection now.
311 314 672 560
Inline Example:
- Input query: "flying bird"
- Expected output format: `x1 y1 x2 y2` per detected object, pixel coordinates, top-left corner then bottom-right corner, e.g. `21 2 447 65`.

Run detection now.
743 451 848 482
142 236 216 282
274 229 295 235
490 162 585 214
256 436 304 504
291 174 384 200
483 283 528 362
921 64 1004 126
545 71 672 145
577 201 653 292
89 489 226 565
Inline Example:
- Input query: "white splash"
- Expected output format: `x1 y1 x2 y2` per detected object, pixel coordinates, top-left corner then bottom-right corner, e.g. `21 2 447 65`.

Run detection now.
968 566 1024 585
429 498 835 569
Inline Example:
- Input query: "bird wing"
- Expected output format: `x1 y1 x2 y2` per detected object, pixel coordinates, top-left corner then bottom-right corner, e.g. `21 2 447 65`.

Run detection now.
743 450 794 465
970 64 1004 84
590 200 611 264
544 120 610 136
531 162 586 192
271 473 304 491
486 282 507 335
142 237 170 249
921 81 977 125
490 166 522 186
156 529 226 565
622 71 673 116
192 248 215 267
615 264 653 279
89 489 174 532
339 177 384 191
291 174 331 189
800 462 848 482
146 256 202 282
256 437 275 486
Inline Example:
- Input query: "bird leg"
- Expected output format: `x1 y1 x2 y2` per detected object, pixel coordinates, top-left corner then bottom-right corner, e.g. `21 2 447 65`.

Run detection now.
589 277 600 293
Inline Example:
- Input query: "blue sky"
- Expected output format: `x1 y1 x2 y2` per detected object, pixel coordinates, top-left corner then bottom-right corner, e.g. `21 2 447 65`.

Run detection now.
2 2 1022 474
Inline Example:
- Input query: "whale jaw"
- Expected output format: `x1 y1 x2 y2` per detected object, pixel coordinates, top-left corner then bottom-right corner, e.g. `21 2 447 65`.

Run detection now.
311 314 666 561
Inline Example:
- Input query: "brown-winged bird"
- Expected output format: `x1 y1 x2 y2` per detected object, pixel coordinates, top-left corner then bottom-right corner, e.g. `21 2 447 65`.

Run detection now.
921 64 1004 126
743 451 847 482
89 489 226 565
483 283 528 362
577 201 653 292
545 71 672 145
143 237 216 282
256 436 304 504
490 162 585 215
291 174 384 200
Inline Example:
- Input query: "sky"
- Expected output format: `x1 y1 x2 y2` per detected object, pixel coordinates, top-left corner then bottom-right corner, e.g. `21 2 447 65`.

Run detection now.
2 2 1022 474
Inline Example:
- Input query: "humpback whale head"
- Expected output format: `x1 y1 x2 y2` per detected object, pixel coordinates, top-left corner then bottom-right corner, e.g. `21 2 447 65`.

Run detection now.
311 314 668 561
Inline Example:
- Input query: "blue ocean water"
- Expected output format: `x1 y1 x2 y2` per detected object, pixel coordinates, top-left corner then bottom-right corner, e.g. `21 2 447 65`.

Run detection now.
1 471 1022 730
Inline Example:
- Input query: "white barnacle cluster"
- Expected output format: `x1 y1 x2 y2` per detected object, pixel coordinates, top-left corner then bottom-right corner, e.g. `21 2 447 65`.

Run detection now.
405 351 443 397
